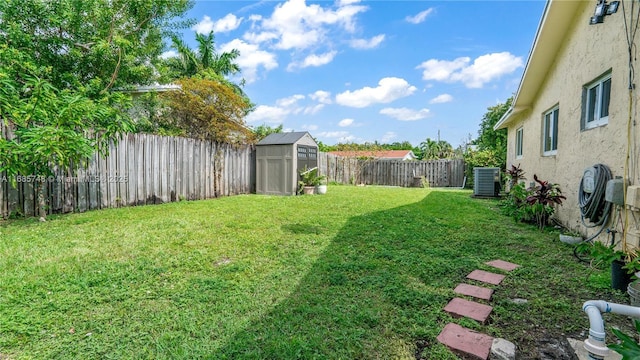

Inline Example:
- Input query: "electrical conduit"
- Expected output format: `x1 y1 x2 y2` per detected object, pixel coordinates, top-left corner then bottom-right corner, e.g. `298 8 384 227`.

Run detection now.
583 300 640 359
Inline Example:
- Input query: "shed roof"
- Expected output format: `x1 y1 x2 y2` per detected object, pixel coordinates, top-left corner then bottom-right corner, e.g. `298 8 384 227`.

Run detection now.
256 132 314 146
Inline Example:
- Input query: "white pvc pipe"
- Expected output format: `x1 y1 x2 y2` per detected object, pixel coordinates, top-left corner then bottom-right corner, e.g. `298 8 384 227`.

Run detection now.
582 300 640 359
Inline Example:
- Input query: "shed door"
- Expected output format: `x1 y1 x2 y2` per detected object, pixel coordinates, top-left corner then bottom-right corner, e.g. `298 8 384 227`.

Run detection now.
297 145 317 172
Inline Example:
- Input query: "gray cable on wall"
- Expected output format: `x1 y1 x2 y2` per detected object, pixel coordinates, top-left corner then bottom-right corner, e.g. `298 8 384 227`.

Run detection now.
578 164 612 242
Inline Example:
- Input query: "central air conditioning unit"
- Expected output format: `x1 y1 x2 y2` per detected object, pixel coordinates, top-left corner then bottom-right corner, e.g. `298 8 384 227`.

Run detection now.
474 167 500 197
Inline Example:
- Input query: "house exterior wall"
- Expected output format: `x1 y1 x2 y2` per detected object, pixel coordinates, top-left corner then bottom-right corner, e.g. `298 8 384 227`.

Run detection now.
505 2 639 242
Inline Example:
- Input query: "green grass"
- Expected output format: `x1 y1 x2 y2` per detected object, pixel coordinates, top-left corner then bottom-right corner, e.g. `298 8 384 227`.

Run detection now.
0 186 628 359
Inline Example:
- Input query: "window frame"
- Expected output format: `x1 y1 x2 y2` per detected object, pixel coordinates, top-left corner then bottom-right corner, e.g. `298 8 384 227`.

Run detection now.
515 127 523 159
542 106 559 156
582 71 611 130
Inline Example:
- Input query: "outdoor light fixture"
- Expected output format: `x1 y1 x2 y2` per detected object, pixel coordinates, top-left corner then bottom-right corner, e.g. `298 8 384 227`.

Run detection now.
590 0 620 25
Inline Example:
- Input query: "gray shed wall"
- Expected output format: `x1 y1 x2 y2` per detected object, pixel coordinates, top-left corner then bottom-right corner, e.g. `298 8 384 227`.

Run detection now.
256 144 296 195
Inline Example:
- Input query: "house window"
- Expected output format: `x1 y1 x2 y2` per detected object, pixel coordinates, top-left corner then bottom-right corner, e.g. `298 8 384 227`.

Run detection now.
543 106 558 156
583 72 611 129
515 127 523 159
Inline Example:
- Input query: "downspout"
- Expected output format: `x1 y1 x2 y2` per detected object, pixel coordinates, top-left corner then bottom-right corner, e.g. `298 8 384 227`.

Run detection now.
582 300 640 359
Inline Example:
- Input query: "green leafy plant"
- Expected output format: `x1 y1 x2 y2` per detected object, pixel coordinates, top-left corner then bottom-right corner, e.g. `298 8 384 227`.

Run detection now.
505 163 526 189
609 320 640 359
297 166 326 194
526 174 567 230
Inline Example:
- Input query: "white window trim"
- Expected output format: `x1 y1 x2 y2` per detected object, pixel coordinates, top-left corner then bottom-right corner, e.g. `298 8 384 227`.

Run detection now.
543 106 558 156
584 72 611 129
515 127 523 159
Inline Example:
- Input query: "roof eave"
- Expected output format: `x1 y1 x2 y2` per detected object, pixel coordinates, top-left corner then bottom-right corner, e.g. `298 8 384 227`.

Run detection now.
498 0 584 130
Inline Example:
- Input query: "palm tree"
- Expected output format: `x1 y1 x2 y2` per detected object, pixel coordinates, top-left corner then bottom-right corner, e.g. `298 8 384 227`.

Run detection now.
166 31 248 101
169 31 241 80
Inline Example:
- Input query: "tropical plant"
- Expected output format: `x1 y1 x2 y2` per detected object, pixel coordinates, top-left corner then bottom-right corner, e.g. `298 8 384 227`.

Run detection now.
526 174 567 230
505 163 526 189
474 97 512 169
419 138 455 160
299 166 326 187
609 320 640 360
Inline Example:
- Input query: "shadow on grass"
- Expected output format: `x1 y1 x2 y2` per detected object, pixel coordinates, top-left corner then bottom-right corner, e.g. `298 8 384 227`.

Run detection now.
211 191 511 359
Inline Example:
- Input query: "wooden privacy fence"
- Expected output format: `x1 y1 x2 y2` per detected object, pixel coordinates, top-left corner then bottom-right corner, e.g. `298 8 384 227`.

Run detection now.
0 133 255 218
318 153 465 188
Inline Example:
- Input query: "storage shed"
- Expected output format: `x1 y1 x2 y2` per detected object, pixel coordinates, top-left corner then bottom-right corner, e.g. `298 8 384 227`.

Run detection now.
256 132 319 195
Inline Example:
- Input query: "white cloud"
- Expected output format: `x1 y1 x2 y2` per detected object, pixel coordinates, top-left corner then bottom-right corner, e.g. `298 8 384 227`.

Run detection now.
253 0 368 50
276 94 305 107
335 77 417 108
288 51 337 71
406 8 434 24
303 104 325 115
243 31 279 43
349 34 385 49
213 14 243 33
417 57 469 82
380 131 397 143
245 105 289 123
309 90 332 104
379 107 431 121
220 39 278 83
160 50 178 59
193 14 243 34
416 52 523 88
318 131 355 142
338 118 354 127
192 15 215 34
429 94 453 104
337 0 361 6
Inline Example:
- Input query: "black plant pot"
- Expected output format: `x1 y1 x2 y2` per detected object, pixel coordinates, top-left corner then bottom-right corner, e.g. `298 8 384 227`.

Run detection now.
612 259 633 291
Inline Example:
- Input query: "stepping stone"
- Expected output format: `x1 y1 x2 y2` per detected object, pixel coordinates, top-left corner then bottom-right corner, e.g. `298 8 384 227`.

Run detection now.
437 322 494 360
444 297 493 323
454 283 494 300
486 259 520 272
467 270 505 285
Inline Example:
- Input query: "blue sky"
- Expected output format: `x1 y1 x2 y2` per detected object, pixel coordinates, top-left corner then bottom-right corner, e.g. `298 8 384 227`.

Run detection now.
164 0 547 147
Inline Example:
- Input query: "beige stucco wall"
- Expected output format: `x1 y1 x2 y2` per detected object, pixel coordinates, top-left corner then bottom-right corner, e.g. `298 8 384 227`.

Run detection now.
505 1 640 246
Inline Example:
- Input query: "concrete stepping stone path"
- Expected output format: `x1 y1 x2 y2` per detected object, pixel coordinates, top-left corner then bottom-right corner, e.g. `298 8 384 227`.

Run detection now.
437 259 520 359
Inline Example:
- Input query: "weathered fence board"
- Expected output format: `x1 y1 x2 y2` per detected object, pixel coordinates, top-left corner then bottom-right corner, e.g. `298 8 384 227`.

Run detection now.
318 153 465 188
1 117 464 219
0 127 258 218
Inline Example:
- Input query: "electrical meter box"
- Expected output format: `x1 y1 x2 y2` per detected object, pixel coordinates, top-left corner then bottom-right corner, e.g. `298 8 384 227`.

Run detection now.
582 167 596 193
605 178 625 205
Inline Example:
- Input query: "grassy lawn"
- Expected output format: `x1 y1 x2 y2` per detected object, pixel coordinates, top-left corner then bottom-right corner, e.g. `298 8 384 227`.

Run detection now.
0 186 627 359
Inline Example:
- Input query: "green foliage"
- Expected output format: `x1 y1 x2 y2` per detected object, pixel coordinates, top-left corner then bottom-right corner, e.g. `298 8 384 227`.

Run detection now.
499 183 534 223
252 124 284 141
474 97 511 169
526 174 566 230
419 138 455 160
0 60 132 218
0 0 192 94
298 166 326 187
463 148 503 189
499 175 566 230
609 320 640 359
322 141 414 153
158 78 255 144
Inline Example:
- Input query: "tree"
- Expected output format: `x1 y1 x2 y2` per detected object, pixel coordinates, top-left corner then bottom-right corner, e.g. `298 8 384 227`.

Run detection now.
0 0 192 95
419 138 455 160
252 124 283 141
0 53 132 220
475 97 512 169
158 78 254 144
0 0 191 219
